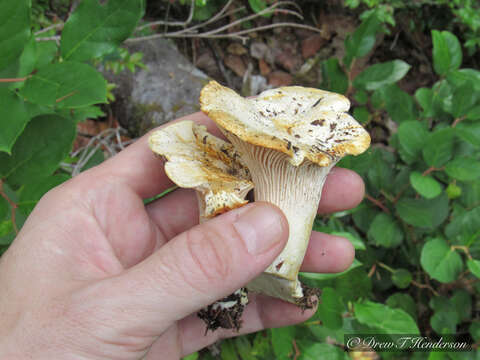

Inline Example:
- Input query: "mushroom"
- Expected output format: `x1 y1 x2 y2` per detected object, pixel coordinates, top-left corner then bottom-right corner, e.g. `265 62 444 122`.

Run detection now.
200 81 370 305
149 120 253 331
148 120 253 223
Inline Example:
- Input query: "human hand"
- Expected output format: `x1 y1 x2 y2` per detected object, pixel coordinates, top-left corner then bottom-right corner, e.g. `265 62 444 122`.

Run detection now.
0 112 364 360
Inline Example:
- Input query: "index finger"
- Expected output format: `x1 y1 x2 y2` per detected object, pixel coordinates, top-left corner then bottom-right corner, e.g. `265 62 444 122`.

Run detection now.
90 112 222 199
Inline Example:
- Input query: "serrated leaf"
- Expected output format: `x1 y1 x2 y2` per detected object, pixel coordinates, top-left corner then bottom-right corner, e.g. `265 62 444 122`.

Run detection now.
392 269 412 289
420 238 463 283
449 81 479 119
467 259 480 278
20 62 107 108
353 60 411 91
445 206 480 239
445 157 480 181
380 84 416 123
354 300 419 334
18 174 70 215
61 0 144 61
386 293 417 320
0 0 31 72
271 327 295 360
0 88 30 154
0 196 8 221
396 193 449 228
220 339 239 360
344 13 381 68
397 121 428 164
423 128 455 167
321 58 348 94
367 213 403 248
298 342 345 360
432 30 462 76
415 87 435 117
317 288 344 330
0 115 76 188
409 171 443 199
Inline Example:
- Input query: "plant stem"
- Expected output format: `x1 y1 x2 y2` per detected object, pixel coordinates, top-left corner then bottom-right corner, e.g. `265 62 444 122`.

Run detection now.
0 180 19 235
0 77 28 83
365 194 390 214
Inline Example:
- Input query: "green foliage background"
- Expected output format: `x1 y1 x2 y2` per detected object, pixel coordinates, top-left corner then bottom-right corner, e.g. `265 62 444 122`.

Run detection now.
0 0 479 359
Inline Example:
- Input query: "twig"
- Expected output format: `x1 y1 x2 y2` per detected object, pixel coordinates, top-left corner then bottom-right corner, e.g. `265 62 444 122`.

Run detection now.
136 0 195 31
292 339 301 360
411 279 439 297
126 1 320 44
365 194 390 214
451 245 473 260
452 116 465 128
34 22 63 35
0 77 29 83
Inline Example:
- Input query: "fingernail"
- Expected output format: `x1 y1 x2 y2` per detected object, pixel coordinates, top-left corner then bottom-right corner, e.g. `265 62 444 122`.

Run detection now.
233 204 286 255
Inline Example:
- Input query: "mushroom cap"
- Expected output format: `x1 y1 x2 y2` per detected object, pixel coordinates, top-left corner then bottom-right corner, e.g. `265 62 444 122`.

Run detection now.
200 81 371 166
148 120 253 218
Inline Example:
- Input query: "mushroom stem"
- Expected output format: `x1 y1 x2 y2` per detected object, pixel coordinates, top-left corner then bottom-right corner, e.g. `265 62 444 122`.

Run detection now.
225 133 335 304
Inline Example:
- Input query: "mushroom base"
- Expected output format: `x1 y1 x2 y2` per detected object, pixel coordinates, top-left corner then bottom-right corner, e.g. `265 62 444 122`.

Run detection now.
197 288 249 333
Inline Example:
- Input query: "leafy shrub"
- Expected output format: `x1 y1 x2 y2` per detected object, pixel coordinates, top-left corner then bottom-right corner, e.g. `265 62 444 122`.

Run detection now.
1 1 479 359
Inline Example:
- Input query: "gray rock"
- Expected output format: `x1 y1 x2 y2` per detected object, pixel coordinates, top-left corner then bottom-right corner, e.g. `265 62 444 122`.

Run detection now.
107 38 210 136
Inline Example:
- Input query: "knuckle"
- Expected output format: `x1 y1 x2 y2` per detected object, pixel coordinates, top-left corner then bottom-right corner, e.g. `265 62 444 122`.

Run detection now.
181 226 233 286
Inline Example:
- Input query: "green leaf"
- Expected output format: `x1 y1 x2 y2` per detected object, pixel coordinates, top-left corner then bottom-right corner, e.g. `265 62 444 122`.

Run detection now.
367 213 403 248
182 353 199 360
0 196 8 221
0 88 30 154
354 300 420 334
451 289 472 322
321 58 348 94
248 0 270 17
36 41 58 69
20 62 107 108
409 171 443 199
0 115 76 188
445 157 480 181
396 193 449 228
455 122 480 148
317 288 344 330
220 339 239 360
446 68 480 92
432 30 462 76
0 220 14 240
431 309 458 334
300 259 363 281
18 174 70 215
234 337 256 360
420 238 463 283
353 106 369 123
17 36 37 78
467 259 480 278
423 128 455 168
344 13 381 68
397 121 428 164
61 0 144 61
445 206 480 239
392 269 412 289
298 342 345 360
330 231 366 250
386 293 417 320
271 327 295 359
354 60 411 91
0 0 31 72
470 322 480 342
380 84 416 123
415 87 435 117
449 81 479 118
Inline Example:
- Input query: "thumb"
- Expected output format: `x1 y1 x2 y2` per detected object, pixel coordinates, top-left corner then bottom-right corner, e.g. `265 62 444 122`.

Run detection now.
98 202 288 335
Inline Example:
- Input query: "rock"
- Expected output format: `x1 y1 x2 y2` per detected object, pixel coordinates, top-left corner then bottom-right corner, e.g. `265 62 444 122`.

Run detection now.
250 41 274 64
224 54 247 77
258 58 271 76
227 43 248 56
301 34 327 59
268 71 293 87
105 38 209 136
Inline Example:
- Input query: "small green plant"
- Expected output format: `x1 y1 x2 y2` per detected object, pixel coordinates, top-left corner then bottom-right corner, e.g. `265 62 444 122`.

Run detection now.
0 0 145 253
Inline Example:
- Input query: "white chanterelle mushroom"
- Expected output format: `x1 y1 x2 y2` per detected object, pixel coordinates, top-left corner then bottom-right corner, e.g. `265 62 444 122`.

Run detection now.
200 81 371 305
148 120 253 223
